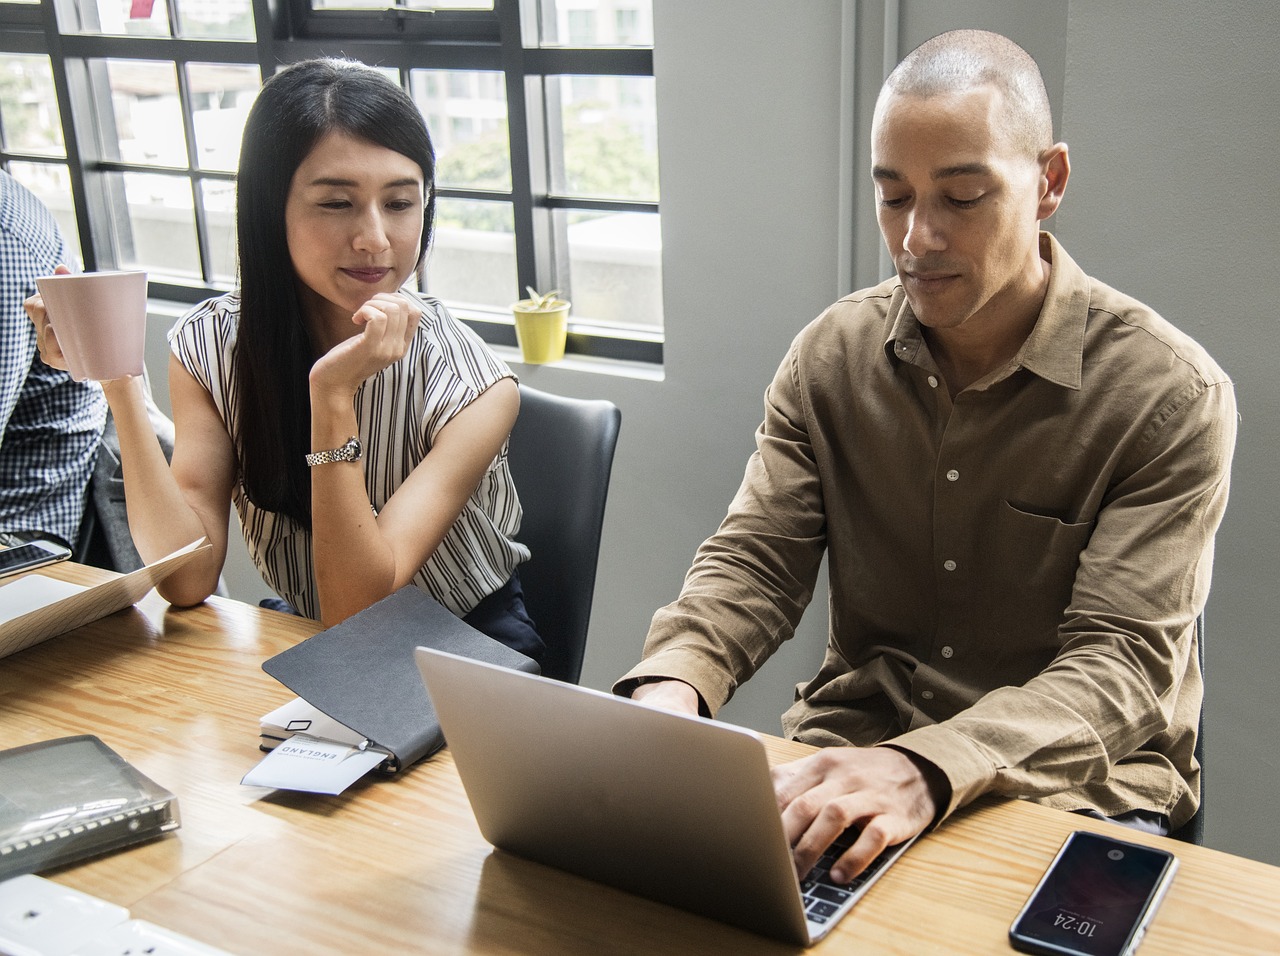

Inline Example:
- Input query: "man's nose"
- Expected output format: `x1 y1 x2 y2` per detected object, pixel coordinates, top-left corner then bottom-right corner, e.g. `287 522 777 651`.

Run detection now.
903 207 945 257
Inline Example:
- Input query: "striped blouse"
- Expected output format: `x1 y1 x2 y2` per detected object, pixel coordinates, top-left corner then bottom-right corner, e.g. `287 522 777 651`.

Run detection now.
168 289 528 619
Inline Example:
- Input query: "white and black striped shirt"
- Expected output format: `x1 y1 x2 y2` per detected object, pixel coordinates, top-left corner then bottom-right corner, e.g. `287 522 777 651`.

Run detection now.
169 289 527 619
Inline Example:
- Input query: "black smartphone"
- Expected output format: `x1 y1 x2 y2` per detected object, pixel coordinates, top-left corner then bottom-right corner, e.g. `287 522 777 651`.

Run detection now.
1009 830 1178 956
0 539 73 579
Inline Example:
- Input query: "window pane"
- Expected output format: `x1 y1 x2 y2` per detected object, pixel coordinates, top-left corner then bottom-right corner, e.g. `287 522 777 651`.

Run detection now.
7 162 82 266
99 59 186 167
174 0 254 40
425 197 516 311
67 0 173 37
538 0 652 47
0 55 66 158
560 209 662 332
410 69 510 192
111 171 200 278
186 63 261 172
200 179 237 283
552 74 657 201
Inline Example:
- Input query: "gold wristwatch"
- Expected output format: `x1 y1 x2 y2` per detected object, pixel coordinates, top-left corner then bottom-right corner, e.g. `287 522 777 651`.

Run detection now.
305 436 362 467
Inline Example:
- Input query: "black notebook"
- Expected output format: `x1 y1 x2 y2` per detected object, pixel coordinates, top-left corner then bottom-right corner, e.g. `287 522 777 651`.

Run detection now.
0 735 180 880
260 586 539 773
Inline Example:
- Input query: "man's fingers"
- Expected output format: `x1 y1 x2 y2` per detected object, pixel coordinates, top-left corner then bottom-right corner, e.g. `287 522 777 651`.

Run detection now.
829 819 896 884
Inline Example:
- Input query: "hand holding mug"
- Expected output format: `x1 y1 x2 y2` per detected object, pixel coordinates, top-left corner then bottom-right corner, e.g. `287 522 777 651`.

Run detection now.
27 267 148 382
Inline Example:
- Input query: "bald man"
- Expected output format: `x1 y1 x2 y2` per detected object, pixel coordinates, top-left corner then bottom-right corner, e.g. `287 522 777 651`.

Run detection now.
616 30 1235 881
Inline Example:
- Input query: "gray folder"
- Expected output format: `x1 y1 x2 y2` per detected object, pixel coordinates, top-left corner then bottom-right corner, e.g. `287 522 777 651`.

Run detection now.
262 586 538 771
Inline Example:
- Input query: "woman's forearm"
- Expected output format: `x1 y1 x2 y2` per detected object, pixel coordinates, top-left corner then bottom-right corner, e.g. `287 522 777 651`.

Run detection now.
307 388 398 625
102 374 228 605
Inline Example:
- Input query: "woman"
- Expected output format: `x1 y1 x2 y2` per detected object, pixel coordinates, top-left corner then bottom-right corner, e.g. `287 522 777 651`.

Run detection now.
27 58 542 661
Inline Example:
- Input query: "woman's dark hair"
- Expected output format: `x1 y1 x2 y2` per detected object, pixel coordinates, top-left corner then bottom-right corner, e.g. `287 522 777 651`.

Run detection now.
233 58 436 526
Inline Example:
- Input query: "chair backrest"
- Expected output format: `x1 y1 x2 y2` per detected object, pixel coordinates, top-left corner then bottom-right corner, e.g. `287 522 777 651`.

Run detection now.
1169 613 1206 844
506 385 621 684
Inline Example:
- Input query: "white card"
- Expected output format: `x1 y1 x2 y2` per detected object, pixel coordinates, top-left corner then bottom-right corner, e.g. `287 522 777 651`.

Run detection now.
241 735 387 795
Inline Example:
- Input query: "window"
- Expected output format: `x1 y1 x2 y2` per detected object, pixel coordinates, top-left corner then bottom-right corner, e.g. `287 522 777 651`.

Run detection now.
0 0 660 364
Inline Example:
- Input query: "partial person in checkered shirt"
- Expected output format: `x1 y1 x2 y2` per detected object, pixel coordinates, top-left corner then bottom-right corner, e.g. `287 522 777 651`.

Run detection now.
0 169 106 551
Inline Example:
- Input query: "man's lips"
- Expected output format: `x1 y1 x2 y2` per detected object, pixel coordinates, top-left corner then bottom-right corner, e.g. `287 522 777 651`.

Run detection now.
903 270 959 291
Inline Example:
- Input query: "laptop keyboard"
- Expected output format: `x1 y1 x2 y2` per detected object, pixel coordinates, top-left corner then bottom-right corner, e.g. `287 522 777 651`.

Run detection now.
800 829 899 929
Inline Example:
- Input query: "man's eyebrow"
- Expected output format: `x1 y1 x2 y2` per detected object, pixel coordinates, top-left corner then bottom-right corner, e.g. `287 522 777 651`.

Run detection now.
870 163 994 182
933 163 993 180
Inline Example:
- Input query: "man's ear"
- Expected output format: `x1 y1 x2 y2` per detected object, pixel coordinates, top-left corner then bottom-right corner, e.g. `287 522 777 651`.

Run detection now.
1037 143 1070 220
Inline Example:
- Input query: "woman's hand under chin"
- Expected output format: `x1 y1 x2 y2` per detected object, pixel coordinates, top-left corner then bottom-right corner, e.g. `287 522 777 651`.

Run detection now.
308 291 421 400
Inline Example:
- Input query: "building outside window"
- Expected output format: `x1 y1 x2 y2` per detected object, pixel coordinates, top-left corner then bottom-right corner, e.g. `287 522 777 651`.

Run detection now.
0 0 660 364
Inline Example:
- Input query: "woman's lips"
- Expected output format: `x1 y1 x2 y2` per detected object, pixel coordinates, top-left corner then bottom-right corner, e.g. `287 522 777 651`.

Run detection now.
342 267 392 284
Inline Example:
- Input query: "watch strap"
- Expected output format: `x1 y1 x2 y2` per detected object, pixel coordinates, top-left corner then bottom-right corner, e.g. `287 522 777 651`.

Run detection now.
305 436 362 467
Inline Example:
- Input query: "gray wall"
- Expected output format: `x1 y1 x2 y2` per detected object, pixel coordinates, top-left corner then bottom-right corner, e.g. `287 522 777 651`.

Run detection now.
1053 0 1280 865
155 0 1280 866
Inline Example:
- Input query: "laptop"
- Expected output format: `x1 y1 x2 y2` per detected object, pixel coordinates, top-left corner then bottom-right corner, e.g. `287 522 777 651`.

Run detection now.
414 647 916 946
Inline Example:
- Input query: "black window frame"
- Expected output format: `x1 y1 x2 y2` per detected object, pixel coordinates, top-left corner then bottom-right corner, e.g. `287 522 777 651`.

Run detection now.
0 0 661 365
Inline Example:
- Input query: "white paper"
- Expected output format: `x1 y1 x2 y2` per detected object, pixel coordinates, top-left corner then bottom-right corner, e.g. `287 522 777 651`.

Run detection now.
0 576 86 622
0 538 212 660
240 735 388 795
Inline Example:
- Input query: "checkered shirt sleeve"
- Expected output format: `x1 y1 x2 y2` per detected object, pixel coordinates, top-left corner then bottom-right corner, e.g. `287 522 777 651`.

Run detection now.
0 171 106 546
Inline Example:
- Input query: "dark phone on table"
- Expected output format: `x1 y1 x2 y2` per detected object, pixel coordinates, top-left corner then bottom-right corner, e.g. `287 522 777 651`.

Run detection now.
1010 830 1178 956
0 539 72 578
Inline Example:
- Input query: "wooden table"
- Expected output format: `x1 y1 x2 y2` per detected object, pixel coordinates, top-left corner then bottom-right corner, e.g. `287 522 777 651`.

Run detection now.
3 563 1279 954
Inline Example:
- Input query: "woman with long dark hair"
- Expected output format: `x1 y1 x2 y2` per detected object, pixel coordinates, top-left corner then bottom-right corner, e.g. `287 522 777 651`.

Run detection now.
28 58 542 660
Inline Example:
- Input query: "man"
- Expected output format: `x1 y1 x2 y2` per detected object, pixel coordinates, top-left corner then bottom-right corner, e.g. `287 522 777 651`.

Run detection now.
614 30 1235 885
0 169 106 551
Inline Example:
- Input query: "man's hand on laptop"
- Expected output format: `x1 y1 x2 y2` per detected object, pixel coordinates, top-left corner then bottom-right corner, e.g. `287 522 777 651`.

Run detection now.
772 746 947 884
629 678 701 716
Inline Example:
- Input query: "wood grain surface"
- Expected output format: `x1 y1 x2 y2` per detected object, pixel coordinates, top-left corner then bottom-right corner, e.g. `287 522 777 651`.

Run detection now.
2 563 1276 954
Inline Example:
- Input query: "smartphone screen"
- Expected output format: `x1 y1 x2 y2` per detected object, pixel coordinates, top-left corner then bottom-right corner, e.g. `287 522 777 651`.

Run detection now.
0 540 72 578
1010 830 1178 956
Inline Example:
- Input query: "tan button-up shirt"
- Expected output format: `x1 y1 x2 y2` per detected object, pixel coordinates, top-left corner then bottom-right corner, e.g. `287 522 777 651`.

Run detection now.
617 235 1236 828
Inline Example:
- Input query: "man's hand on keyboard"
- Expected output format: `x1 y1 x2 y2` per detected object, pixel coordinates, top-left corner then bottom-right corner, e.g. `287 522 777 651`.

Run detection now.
772 746 948 883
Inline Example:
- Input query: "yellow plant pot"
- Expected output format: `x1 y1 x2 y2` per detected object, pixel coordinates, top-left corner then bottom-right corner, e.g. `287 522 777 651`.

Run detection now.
511 299 569 364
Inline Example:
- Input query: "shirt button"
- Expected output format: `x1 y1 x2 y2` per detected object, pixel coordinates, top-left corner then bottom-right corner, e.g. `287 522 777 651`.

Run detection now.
946 469 959 481
921 690 935 700
943 559 957 571
941 645 954 659
927 375 938 388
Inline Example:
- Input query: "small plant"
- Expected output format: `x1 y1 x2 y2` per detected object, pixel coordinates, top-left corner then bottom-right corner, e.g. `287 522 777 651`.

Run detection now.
523 286 563 310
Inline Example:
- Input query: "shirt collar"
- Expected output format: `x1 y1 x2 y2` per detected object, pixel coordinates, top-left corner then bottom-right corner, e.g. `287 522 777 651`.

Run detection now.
883 232 1091 391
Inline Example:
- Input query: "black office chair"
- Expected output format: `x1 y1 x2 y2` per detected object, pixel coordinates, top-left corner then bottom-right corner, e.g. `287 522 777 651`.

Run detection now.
506 385 621 684
1169 613 1206 844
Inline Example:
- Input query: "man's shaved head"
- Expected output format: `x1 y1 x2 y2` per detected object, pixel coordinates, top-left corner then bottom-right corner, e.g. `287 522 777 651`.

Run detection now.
880 29 1053 159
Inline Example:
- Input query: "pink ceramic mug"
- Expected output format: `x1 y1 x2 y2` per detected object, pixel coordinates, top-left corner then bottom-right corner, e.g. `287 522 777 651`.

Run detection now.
35 271 148 382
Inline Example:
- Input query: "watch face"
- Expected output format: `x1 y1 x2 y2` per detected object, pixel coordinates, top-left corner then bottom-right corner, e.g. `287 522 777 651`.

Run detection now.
343 437 361 460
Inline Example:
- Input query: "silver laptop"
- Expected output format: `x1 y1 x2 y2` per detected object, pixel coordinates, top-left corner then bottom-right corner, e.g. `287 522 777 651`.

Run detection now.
414 647 916 946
